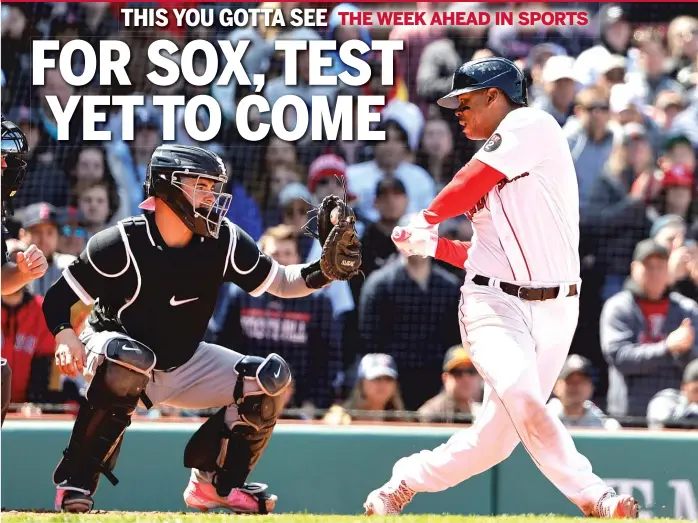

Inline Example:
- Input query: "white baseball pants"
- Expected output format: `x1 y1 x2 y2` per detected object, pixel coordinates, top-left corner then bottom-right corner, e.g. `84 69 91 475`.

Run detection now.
393 278 611 515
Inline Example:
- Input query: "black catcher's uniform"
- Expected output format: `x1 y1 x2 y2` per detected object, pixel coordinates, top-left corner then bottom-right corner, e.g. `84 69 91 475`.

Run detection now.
57 212 278 370
42 145 292 514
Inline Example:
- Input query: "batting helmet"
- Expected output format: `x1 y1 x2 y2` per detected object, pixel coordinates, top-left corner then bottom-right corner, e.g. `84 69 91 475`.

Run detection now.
437 57 528 110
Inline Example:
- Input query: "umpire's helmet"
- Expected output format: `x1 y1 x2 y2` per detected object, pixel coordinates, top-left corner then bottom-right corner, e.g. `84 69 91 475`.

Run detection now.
144 144 232 239
1 117 29 218
437 57 528 110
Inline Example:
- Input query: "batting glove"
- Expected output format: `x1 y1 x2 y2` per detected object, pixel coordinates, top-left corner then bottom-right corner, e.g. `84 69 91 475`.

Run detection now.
391 211 439 258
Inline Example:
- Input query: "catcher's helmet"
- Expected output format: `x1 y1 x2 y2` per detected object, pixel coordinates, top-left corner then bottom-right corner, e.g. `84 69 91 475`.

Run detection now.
1 117 29 218
437 57 528 110
144 144 232 239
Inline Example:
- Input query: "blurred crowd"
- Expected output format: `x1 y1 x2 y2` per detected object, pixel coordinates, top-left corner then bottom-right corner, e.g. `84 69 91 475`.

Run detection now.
2 2 698 429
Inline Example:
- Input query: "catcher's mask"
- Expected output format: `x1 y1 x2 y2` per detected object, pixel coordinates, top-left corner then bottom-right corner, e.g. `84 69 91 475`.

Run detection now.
143 144 232 239
1 117 29 218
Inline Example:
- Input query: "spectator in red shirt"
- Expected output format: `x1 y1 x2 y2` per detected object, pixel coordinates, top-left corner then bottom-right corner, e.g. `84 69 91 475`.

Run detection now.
1 243 55 407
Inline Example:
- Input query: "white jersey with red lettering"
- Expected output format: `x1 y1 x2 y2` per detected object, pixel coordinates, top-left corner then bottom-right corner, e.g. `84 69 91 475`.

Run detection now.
465 106 581 287
386 107 614 514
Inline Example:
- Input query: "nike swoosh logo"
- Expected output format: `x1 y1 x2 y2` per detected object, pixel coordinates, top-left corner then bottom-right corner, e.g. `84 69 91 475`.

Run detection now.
170 296 199 306
274 366 281 378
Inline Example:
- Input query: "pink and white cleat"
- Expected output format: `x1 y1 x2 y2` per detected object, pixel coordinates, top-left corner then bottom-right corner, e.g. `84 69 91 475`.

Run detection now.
364 479 416 515
55 483 94 513
591 491 640 519
183 479 277 514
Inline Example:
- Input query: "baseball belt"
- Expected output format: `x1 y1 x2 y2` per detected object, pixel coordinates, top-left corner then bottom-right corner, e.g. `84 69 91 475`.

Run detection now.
470 274 579 302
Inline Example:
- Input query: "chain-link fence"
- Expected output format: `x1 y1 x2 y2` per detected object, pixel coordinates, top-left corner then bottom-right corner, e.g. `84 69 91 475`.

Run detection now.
2 2 698 430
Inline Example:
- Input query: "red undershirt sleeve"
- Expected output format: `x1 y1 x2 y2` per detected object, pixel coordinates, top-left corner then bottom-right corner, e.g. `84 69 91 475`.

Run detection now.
435 238 471 268
423 159 506 225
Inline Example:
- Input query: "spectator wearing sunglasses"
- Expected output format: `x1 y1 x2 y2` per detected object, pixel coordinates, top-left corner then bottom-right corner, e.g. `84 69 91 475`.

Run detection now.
56 206 87 257
565 87 616 209
417 344 483 424
16 202 76 297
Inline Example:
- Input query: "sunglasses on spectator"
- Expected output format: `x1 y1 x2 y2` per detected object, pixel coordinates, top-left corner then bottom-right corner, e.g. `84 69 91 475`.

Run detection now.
62 225 86 238
449 367 478 377
584 103 610 112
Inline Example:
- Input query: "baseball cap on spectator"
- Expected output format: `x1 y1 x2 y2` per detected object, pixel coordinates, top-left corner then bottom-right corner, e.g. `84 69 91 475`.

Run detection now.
621 122 647 145
443 344 474 372
559 354 593 380
542 56 576 84
375 177 407 198
308 154 347 193
526 43 567 69
57 206 85 226
135 107 161 130
21 202 58 229
278 182 312 208
7 106 40 127
633 238 669 263
650 214 685 239
49 11 82 39
683 359 698 384
660 164 694 188
381 100 425 152
610 83 644 114
599 55 627 79
663 133 693 152
599 4 629 31
358 353 398 381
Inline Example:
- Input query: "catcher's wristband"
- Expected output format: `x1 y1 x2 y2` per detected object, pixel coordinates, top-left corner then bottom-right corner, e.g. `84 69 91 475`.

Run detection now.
300 260 331 289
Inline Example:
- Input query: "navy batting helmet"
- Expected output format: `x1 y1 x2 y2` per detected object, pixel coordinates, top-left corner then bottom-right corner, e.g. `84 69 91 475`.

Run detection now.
437 57 528 110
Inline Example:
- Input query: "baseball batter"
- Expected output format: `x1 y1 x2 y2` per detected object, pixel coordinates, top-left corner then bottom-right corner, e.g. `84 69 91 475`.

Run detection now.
41 144 361 513
363 58 639 519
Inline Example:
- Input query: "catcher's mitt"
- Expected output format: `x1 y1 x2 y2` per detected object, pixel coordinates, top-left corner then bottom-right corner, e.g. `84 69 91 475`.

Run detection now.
303 189 362 282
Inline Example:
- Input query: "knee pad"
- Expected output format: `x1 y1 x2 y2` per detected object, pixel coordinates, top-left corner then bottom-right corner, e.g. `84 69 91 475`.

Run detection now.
54 338 155 492
234 353 291 431
88 337 156 409
184 353 291 497
1 358 11 426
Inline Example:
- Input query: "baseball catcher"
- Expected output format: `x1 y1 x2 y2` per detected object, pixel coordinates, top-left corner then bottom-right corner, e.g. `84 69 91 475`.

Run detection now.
41 144 362 513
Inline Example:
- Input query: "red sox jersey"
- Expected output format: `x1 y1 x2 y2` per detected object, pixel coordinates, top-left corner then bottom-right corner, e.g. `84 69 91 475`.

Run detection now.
465 107 581 285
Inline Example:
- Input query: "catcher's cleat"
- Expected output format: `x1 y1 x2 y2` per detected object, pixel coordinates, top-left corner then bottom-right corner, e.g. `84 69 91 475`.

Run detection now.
590 491 640 519
183 479 277 514
363 479 416 516
55 484 94 513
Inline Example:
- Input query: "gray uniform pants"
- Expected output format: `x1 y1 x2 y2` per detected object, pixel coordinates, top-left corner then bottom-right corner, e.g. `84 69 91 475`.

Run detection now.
80 326 250 486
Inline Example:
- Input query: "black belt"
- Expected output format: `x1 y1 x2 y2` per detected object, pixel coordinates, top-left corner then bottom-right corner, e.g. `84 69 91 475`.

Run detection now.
471 274 578 302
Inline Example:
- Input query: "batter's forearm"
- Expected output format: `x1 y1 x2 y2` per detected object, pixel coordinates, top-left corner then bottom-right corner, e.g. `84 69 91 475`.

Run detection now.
424 160 506 224
1 263 32 295
435 239 471 269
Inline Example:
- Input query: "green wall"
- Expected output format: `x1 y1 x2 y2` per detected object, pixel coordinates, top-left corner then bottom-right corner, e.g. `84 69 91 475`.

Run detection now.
1 421 697 519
